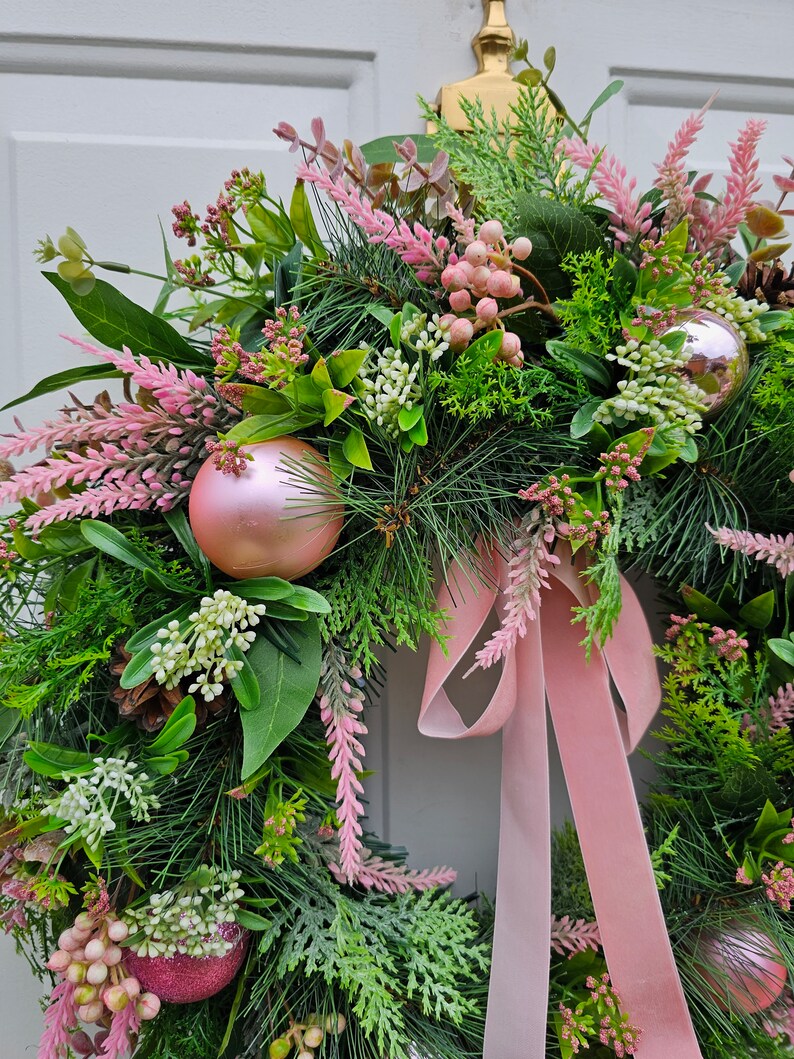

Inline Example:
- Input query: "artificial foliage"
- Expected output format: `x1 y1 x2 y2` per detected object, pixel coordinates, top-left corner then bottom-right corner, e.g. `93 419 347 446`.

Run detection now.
0 43 793 1059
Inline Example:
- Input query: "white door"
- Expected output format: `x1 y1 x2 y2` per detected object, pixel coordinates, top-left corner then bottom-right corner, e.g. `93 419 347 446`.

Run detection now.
1 1 792 1048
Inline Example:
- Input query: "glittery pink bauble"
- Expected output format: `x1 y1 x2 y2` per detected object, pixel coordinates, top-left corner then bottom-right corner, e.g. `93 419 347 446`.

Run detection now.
123 922 250 1003
189 437 343 581
695 925 788 1014
664 308 748 417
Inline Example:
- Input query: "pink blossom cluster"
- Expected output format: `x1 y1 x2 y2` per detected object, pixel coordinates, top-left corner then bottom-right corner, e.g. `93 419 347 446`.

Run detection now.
629 303 679 337
213 307 308 388
558 1001 591 1054
753 684 794 737
709 525 794 580
171 200 199 246
0 537 17 573
587 974 642 1057
762 861 794 911
173 257 215 288
205 438 252 477
519 474 576 519
0 340 235 530
597 430 653 491
39 908 159 1059
708 626 749 661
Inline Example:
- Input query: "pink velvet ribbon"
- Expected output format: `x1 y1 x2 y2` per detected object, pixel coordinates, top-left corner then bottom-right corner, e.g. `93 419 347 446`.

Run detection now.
419 539 702 1059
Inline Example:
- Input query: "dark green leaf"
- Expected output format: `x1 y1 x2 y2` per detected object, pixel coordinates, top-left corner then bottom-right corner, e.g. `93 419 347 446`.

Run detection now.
165 508 212 587
231 577 295 602
240 615 322 779
1 364 123 412
229 648 261 711
513 194 604 301
570 399 603 439
0 708 21 752
274 242 303 308
769 638 794 667
24 743 96 778
43 273 208 369
58 557 96 612
147 697 197 755
580 80 624 127
738 591 776 629
360 134 438 165
125 604 194 655
289 181 326 259
120 648 157 690
680 585 733 626
546 340 611 388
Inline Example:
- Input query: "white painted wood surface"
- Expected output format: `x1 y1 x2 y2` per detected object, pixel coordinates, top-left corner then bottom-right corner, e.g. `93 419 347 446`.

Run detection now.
1 1 792 1051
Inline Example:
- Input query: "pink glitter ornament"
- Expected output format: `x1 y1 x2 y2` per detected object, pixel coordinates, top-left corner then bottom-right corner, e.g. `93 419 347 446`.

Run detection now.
189 436 343 581
123 922 249 1003
695 924 787 1014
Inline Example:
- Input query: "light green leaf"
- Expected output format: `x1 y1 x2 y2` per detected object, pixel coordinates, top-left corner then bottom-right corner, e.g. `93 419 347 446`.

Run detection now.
327 348 368 388
120 648 157 690
240 616 322 779
397 404 424 432
235 909 272 931
24 743 96 778
738 591 776 630
769 638 794 667
322 388 352 426
342 427 373 470
570 399 603 439
289 181 326 258
230 577 295 602
146 697 197 755
229 648 261 711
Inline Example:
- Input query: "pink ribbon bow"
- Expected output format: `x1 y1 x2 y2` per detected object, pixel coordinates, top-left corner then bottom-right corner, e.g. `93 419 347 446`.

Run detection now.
419 539 702 1059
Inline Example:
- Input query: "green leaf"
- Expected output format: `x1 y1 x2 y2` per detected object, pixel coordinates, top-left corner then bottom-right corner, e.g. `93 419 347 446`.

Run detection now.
367 304 394 328
342 427 373 470
258 602 309 622
80 520 181 587
360 134 438 165
274 242 303 308
0 708 21 752
246 204 295 253
516 67 543 87
58 557 96 612
1 363 123 412
327 348 368 388
119 648 157 690
389 311 403 349
282 585 331 614
407 415 428 445
164 508 211 587
38 521 93 557
235 909 271 931
769 638 794 667
240 615 322 779
462 329 504 362
723 260 748 287
146 697 197 755
311 357 333 390
229 648 261 711
513 193 604 301
239 386 292 416
543 45 556 72
751 800 789 840
680 585 733 626
125 603 194 655
738 591 776 629
145 752 188 776
397 404 424 432
43 273 208 369
24 743 96 778
322 388 351 426
580 79 624 127
570 399 603 439
328 440 354 481
289 181 326 258
225 410 321 443
230 577 295 603
546 340 611 389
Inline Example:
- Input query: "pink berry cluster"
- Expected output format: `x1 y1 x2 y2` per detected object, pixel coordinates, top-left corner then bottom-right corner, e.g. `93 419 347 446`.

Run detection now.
47 910 161 1026
762 862 794 911
708 625 749 661
586 974 642 1057
437 219 532 366
597 429 654 491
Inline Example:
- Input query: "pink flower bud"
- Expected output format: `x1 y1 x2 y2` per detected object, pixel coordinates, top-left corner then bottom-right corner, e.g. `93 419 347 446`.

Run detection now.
74 912 95 932
86 960 109 985
103 984 130 1012
507 352 525 367
78 1001 105 1024
136 992 161 1021
486 270 515 299
448 317 474 350
69 1030 95 1057
510 274 522 295
440 265 467 292
500 332 522 358
71 948 86 963
73 984 99 1006
46 949 73 973
470 265 491 293
102 944 123 966
121 977 141 999
58 928 78 952
448 288 471 312
106 919 129 943
325 1014 347 1034
65 962 87 984
463 240 488 266
475 297 499 323
438 313 457 330
510 236 533 260
84 938 106 962
478 220 504 244
93 1030 109 1052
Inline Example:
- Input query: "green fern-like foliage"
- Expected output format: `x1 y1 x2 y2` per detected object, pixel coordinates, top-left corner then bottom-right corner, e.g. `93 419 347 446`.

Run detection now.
555 250 633 357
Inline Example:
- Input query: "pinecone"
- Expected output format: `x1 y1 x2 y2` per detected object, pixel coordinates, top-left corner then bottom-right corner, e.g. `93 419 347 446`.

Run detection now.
737 258 794 309
109 644 228 731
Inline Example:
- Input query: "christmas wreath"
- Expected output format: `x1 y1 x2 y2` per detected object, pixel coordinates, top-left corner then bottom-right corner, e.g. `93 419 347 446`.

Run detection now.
1 46 793 1059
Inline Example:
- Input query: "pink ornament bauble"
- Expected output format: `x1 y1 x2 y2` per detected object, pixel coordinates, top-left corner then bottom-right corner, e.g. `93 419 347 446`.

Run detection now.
695 925 788 1014
123 922 249 1003
664 308 748 417
189 437 343 581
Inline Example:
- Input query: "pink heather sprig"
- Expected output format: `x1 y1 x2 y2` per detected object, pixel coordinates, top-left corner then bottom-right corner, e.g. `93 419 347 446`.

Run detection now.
691 119 767 252
753 684 794 737
708 525 794 579
708 626 749 661
550 914 602 957
470 513 559 672
205 438 252 477
653 94 716 229
297 163 450 282
97 1004 140 1059
587 974 642 1057
37 980 77 1059
762 861 794 911
560 138 654 244
597 429 654 491
318 643 368 882
331 852 456 895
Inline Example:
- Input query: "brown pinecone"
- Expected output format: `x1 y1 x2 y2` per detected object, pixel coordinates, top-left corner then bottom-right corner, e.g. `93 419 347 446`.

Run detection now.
109 644 228 732
737 258 794 308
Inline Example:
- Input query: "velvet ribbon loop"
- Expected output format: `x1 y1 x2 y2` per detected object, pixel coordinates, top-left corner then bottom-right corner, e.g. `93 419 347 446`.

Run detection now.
419 540 702 1059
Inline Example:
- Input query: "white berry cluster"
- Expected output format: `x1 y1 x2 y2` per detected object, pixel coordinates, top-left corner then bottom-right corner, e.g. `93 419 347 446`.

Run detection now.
149 588 266 701
47 756 159 850
594 337 706 435
400 312 450 362
702 291 769 345
358 347 422 438
123 866 245 958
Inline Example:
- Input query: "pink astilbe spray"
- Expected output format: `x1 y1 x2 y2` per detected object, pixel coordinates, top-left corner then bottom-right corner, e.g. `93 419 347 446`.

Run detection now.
470 512 559 672
296 163 450 282
37 980 77 1059
0 338 237 530
559 139 654 244
319 643 455 891
691 119 767 252
708 525 794 579
654 95 717 228
550 914 602 957
97 1004 141 1059
748 683 794 738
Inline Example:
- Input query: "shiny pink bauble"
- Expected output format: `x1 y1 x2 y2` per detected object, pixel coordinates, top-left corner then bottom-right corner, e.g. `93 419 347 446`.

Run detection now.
123 922 249 1003
695 925 788 1014
189 437 344 581
663 308 749 417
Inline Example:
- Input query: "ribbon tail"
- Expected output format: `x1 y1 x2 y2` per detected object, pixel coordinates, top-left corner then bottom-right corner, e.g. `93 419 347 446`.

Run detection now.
544 586 702 1059
484 624 551 1059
